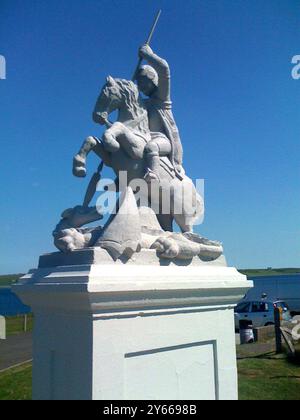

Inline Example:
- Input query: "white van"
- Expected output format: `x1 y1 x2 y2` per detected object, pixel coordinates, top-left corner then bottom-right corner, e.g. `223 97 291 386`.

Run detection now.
243 274 300 314
234 300 291 329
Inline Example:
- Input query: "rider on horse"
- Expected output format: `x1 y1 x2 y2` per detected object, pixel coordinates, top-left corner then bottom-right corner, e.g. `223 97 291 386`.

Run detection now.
136 45 184 182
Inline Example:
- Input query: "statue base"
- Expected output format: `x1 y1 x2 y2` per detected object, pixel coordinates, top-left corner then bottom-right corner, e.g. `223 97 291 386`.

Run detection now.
13 249 252 400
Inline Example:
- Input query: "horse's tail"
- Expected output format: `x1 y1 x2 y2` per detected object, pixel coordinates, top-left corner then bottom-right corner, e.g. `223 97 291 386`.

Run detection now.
171 175 205 233
195 191 205 224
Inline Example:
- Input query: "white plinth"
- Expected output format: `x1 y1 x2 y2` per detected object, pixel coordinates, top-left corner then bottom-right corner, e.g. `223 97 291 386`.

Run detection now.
13 249 252 400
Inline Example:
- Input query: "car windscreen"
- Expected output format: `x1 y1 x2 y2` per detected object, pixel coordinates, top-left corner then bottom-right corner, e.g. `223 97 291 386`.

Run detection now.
251 302 269 313
235 302 251 313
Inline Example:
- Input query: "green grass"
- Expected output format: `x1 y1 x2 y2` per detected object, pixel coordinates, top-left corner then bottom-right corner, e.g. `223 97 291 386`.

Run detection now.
239 268 300 277
5 315 34 336
238 356 300 400
0 363 32 401
0 274 23 287
0 357 299 400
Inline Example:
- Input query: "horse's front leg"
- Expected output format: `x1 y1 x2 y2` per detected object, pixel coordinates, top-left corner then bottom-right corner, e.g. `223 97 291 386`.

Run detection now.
102 123 144 160
93 141 112 168
102 122 124 153
73 136 98 177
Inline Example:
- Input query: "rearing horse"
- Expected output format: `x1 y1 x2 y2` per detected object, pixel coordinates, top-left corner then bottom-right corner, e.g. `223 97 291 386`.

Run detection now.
73 76 204 232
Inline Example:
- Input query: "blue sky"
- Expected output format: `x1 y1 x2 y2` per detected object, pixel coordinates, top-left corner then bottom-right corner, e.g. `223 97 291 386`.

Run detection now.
0 0 299 273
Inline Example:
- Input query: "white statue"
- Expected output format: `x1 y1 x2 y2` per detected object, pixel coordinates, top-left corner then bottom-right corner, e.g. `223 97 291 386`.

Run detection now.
54 20 223 262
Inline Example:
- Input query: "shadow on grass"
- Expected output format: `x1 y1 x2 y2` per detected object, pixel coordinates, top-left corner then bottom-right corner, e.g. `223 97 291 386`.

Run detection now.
237 351 279 361
238 354 300 400
287 351 300 366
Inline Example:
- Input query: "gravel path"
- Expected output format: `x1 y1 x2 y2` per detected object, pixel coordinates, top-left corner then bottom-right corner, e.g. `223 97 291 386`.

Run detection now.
0 333 32 371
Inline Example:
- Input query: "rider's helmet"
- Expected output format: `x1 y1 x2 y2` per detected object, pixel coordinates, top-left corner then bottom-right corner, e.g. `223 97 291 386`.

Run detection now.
137 65 159 87
136 65 159 96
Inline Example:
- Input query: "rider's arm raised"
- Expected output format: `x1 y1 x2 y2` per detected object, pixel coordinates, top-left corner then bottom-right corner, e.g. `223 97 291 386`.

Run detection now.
139 45 171 102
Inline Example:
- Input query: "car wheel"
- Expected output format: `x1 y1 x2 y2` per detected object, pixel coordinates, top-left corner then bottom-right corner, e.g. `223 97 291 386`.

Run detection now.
265 322 274 327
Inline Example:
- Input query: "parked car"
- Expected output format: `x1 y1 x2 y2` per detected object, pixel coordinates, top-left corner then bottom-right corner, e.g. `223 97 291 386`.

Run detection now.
244 274 300 314
234 300 291 330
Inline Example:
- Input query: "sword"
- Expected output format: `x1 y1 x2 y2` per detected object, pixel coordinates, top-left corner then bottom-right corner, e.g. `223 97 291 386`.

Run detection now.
83 161 104 208
82 11 162 206
132 9 162 81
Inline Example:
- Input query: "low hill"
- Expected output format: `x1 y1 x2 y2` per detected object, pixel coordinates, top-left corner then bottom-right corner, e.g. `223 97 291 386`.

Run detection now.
1 268 300 286
0 274 23 287
239 268 300 277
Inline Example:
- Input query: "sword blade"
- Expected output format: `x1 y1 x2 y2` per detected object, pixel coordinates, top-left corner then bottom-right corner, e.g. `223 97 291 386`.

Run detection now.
132 9 162 81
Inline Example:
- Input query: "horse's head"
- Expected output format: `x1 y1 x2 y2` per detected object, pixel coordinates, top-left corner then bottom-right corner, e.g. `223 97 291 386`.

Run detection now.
93 76 139 125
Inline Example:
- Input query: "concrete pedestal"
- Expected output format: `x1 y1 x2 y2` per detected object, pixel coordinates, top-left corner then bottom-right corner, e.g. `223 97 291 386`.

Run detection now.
13 249 252 400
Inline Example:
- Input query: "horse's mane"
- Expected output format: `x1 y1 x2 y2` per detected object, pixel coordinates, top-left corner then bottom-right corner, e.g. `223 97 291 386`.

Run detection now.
114 79 138 108
114 79 149 134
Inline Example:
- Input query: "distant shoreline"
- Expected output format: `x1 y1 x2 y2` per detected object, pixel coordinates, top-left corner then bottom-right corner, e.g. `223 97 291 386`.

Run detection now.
239 268 300 277
1 268 300 287
0 274 24 287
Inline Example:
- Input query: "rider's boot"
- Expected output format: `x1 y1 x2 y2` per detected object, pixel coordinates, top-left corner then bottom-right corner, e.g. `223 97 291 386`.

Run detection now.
144 153 160 183
144 168 159 183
